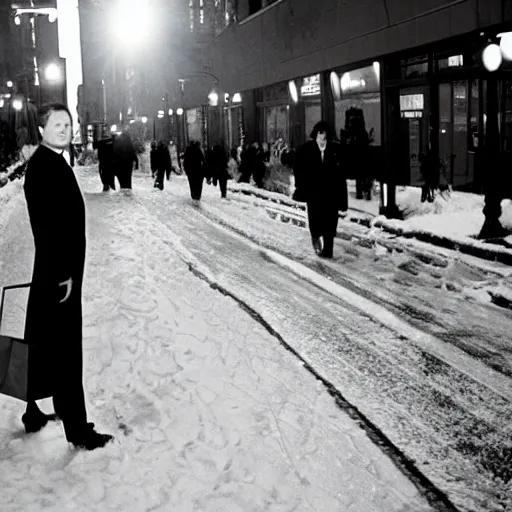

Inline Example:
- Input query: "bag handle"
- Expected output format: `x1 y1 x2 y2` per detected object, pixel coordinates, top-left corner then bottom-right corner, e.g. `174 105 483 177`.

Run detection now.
0 283 31 331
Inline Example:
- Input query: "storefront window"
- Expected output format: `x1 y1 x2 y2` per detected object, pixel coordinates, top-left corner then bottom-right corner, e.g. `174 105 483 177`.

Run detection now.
401 55 428 79
186 107 204 145
334 64 381 144
265 105 289 145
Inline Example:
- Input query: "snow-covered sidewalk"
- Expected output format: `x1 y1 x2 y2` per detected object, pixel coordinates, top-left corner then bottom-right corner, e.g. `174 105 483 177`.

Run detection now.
228 179 512 265
0 171 433 511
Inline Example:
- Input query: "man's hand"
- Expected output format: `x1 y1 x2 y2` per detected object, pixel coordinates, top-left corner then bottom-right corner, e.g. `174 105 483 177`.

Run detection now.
59 277 73 303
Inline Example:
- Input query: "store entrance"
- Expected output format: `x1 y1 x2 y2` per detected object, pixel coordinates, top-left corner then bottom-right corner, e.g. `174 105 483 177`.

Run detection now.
438 80 480 190
399 86 430 186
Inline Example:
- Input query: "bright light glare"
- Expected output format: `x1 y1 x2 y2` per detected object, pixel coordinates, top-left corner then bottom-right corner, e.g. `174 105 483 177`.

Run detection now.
14 15 20 25
168 108 173 115
13 99 23 110
45 63 61 81
129 119 135 124
483 43 502 71
111 124 118 132
176 108 183 116
232 92 242 103
0 100 4 108
499 32 512 61
110 0 149 46
208 91 218 106
141 116 148 123
6 80 13 88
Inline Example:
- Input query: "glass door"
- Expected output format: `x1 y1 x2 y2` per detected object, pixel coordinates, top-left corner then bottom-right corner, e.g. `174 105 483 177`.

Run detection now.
399 86 430 186
438 80 478 190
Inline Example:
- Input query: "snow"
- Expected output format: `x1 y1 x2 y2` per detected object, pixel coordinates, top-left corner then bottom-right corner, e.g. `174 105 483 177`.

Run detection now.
0 168 434 511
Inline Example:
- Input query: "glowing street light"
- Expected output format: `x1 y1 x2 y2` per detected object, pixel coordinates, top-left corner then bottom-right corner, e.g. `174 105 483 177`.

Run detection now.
176 108 183 116
168 108 173 116
109 0 149 47
483 43 502 72
141 116 148 123
13 99 23 111
208 91 219 107
6 81 13 88
44 63 61 82
499 32 512 61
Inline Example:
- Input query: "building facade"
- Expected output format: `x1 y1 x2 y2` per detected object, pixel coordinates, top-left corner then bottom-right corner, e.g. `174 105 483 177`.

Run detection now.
178 0 512 208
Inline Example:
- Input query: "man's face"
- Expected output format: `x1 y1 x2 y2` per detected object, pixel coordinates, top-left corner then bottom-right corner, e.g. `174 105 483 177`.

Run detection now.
39 110 72 150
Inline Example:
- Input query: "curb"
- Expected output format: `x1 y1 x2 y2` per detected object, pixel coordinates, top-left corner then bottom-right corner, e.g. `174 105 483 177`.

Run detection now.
228 184 512 266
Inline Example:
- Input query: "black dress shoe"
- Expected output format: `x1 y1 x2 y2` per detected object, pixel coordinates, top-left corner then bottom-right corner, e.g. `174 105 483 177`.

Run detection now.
22 410 59 434
312 237 323 255
69 423 114 451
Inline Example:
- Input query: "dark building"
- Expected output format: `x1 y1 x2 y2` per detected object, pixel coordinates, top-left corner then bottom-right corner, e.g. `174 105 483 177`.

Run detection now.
178 0 512 204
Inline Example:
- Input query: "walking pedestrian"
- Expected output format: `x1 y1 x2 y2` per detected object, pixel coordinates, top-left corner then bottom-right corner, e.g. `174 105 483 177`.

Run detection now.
22 102 113 450
293 120 347 259
94 133 116 192
150 140 158 179
183 140 206 201
210 144 229 198
113 130 137 191
153 140 172 190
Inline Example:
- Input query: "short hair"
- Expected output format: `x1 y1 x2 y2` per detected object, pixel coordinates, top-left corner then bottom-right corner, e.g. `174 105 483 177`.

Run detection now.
310 120 334 141
38 102 72 129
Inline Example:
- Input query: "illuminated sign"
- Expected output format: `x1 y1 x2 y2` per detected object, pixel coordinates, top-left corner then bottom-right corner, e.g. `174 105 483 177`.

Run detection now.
448 55 464 67
300 74 320 97
401 111 423 118
400 94 424 111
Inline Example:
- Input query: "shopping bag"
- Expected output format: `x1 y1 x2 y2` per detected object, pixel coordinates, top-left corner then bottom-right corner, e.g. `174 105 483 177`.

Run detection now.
0 283 53 402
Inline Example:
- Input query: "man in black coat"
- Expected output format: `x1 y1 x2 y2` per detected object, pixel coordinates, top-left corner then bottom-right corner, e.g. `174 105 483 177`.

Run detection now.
184 140 206 201
293 120 348 258
113 130 137 190
94 135 116 192
22 103 113 450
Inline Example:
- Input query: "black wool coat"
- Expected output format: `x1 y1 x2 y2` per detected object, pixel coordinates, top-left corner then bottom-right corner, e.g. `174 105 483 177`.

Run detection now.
293 140 348 238
23 145 87 397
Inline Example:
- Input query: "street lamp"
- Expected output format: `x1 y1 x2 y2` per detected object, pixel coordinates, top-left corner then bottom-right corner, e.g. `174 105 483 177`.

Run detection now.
208 91 219 107
177 108 183 116
13 99 23 111
141 116 148 123
44 63 61 82
109 0 149 47
6 81 13 88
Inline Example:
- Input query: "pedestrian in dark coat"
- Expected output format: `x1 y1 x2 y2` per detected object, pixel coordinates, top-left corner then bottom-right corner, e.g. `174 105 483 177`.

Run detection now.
150 140 158 179
21 103 113 450
153 140 172 190
293 120 347 258
183 140 206 201
94 136 116 191
113 130 137 190
210 144 229 198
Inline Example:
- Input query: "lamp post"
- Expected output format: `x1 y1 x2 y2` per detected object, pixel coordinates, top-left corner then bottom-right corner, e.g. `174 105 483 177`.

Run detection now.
478 32 512 238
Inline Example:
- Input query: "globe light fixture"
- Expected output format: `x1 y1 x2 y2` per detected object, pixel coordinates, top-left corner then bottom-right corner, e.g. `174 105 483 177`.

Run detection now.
330 72 341 101
208 91 219 106
13 99 23 110
177 108 183 116
499 32 512 61
168 108 173 115
141 116 148 123
232 92 242 103
6 81 13 88
14 15 20 25
288 80 298 104
44 63 61 81
483 43 502 72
